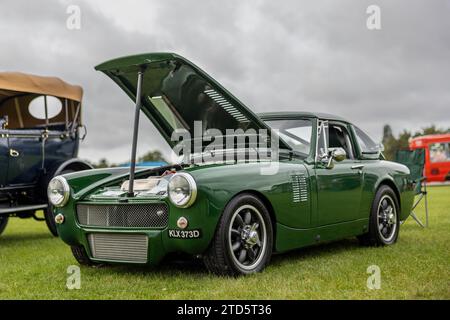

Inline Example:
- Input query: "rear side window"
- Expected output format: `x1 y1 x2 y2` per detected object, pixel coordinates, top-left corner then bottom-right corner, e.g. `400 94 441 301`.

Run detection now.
353 126 379 155
28 96 62 120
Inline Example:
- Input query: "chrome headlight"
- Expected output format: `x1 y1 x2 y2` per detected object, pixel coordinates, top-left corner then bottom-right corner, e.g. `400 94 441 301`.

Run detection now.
47 176 70 208
168 172 197 208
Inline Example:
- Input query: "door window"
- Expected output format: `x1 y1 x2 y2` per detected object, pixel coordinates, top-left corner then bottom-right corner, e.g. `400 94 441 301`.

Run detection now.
317 121 355 160
328 123 355 159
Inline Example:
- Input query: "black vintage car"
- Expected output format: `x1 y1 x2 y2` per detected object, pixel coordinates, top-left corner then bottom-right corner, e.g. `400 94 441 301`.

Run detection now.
0 72 92 236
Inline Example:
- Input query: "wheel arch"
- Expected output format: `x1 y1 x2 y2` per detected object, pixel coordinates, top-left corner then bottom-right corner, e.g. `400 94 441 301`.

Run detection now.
229 189 277 249
53 158 93 176
37 159 93 201
375 178 401 212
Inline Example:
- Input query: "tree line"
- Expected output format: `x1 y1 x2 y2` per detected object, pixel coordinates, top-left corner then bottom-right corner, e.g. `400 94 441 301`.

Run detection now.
91 150 167 169
382 124 449 161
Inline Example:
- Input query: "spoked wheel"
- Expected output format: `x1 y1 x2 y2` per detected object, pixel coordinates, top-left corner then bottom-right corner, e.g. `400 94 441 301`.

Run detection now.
0 215 8 236
377 195 398 243
358 185 400 246
228 205 267 271
204 194 273 276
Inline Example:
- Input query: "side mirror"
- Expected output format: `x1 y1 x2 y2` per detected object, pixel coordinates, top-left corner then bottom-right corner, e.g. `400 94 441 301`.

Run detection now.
319 147 346 169
331 147 346 162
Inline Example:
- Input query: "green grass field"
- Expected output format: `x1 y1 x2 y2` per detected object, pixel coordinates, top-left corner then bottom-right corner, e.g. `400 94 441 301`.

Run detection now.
1 186 449 300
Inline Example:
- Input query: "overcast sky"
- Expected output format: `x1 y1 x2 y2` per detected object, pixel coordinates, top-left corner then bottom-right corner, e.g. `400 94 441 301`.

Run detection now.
1 0 449 163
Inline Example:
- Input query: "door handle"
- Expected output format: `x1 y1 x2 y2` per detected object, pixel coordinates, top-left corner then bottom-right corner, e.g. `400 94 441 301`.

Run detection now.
9 149 20 157
351 164 364 170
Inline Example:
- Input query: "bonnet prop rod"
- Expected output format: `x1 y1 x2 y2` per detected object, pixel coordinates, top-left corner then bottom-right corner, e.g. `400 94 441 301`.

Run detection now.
128 67 144 197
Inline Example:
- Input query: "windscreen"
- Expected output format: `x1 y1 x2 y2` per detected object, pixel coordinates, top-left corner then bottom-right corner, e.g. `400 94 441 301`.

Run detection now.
265 119 312 156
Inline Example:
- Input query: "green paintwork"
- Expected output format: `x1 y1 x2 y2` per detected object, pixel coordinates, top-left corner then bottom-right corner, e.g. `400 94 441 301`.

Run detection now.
53 53 415 266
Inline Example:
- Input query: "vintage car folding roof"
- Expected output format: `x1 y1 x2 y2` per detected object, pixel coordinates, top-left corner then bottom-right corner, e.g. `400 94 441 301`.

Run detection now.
0 72 83 102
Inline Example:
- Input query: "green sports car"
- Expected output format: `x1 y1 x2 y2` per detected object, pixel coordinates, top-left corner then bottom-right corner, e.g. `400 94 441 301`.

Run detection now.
48 53 414 276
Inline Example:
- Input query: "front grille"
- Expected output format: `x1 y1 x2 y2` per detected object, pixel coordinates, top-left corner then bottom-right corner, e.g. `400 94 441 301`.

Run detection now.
88 233 148 263
77 203 168 228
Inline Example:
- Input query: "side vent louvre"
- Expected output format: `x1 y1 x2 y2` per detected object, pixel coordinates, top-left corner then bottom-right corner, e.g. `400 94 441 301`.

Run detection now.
204 89 250 123
291 174 308 203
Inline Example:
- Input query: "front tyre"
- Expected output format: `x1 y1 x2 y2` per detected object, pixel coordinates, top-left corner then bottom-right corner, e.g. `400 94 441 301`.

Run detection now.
204 194 273 276
358 185 400 246
71 245 96 266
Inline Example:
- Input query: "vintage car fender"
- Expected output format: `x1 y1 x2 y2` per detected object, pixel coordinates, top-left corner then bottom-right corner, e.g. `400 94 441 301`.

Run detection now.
36 159 94 201
53 158 94 176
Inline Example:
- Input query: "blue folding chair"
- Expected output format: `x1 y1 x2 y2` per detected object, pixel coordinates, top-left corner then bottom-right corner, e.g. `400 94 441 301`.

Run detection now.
395 149 429 227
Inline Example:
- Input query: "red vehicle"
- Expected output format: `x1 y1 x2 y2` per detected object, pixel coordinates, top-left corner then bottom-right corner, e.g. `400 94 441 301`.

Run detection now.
410 134 450 182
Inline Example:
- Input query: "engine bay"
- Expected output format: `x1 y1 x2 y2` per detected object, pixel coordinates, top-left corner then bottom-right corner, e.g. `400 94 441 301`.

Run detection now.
88 165 183 200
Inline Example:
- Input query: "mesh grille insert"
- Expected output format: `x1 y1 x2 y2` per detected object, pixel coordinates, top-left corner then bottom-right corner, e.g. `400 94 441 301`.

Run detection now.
77 203 168 228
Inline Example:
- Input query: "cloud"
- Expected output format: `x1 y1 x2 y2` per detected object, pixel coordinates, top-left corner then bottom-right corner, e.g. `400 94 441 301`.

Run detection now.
1 0 449 163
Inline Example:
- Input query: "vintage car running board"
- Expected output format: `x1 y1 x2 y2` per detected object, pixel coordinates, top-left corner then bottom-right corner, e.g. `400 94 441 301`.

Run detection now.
0 204 48 214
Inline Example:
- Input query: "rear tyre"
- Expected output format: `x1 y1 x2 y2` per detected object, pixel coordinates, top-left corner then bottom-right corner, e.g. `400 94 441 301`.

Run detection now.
203 194 273 276
358 185 400 246
44 169 75 237
71 245 96 266
0 215 8 236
